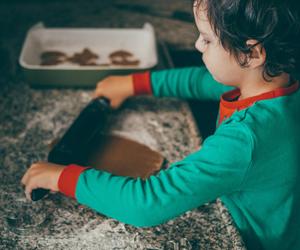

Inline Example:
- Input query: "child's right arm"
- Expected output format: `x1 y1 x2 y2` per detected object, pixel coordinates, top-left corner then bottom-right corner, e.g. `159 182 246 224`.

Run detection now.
94 66 233 107
148 67 233 100
57 120 253 227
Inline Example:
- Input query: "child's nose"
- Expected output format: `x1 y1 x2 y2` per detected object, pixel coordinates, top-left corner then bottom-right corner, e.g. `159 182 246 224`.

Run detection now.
195 39 204 53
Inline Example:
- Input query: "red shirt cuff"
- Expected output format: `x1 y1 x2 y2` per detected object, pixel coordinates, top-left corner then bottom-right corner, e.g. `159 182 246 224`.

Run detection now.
132 71 153 96
58 164 91 198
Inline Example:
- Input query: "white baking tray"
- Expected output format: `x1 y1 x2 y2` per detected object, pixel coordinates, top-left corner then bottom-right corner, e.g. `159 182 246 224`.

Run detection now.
19 22 158 88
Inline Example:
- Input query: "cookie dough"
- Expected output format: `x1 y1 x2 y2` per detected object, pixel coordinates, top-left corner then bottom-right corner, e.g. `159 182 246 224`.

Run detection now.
87 134 164 179
50 134 165 179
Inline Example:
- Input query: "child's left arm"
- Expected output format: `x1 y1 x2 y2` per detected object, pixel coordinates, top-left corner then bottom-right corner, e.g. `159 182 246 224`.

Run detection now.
56 122 253 227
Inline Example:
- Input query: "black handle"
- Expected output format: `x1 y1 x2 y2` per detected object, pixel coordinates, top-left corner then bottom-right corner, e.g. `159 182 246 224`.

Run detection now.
31 188 50 201
31 97 111 201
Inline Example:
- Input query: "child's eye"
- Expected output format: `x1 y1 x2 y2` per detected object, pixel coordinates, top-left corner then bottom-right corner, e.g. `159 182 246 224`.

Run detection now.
202 38 210 45
199 35 210 45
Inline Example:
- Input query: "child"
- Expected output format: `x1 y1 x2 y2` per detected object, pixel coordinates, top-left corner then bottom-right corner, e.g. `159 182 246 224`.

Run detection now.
21 0 300 249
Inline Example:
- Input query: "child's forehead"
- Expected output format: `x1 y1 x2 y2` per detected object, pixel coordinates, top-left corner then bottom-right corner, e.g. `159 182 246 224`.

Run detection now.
193 6 214 35
193 1 208 19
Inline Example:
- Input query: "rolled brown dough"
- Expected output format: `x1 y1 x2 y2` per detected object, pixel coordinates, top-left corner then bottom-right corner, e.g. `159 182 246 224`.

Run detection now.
87 134 164 179
49 134 165 179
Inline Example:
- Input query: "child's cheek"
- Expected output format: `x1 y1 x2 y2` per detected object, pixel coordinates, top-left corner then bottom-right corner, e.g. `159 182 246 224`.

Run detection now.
201 52 212 71
202 53 222 82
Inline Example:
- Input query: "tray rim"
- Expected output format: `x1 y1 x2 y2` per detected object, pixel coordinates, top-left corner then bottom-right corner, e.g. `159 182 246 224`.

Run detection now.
19 22 158 71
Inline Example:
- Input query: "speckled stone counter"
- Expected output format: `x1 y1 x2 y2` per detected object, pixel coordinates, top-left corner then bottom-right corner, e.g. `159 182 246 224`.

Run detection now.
0 1 246 249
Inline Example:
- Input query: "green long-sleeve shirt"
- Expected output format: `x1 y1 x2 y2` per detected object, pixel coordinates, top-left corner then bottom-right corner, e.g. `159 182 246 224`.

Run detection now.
58 67 300 250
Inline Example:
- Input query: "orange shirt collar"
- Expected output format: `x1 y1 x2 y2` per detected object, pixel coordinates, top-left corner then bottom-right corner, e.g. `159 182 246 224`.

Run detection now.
221 81 299 109
218 81 299 125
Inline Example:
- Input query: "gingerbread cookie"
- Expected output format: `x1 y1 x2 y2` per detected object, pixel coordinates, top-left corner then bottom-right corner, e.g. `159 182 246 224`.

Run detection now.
109 50 140 66
68 48 99 65
40 51 67 65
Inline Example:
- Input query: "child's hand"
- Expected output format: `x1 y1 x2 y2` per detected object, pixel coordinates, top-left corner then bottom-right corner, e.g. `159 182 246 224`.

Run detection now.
21 161 65 201
93 75 134 109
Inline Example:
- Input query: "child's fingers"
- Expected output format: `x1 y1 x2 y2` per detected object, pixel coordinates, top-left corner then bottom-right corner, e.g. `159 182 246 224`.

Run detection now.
25 181 40 201
21 166 35 185
110 100 121 109
91 91 97 98
92 90 102 99
25 184 33 201
21 164 37 185
25 190 31 201
21 171 29 185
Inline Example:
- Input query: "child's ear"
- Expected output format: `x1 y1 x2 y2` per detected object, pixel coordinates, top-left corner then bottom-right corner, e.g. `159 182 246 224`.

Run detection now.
246 39 266 68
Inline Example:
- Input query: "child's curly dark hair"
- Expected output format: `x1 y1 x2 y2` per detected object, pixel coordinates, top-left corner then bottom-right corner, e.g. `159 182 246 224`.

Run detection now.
194 0 300 81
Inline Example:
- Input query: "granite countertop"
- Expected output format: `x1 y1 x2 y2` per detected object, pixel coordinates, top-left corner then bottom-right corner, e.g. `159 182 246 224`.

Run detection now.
0 1 245 249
